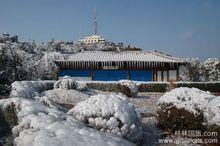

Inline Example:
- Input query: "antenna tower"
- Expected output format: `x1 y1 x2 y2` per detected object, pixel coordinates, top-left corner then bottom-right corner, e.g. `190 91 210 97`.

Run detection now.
93 7 98 35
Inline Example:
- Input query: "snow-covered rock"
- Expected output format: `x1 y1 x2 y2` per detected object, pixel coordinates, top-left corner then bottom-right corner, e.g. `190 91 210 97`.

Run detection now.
10 81 55 98
0 98 134 146
54 78 78 89
69 93 143 142
43 88 89 106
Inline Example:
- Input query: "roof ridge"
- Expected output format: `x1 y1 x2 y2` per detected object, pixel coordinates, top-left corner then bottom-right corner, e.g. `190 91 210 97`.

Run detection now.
149 50 182 62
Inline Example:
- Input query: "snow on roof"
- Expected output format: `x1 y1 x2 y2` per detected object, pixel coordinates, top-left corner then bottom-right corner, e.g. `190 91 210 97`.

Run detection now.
58 51 184 63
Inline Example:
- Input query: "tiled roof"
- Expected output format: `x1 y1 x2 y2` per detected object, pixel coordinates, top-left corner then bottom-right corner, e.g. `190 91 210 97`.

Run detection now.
58 51 184 63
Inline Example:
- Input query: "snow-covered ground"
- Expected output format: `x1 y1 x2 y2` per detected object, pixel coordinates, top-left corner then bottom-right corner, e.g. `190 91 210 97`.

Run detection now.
3 79 220 146
130 92 164 117
1 80 146 146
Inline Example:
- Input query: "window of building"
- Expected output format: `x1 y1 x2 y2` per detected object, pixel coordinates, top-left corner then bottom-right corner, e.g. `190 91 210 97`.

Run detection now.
157 71 162 81
169 70 177 81
163 71 168 81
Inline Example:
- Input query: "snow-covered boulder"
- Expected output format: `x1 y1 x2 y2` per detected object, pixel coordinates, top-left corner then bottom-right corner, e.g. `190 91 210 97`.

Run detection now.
54 78 78 89
117 80 138 97
69 93 143 143
10 81 55 98
157 87 216 131
43 88 89 106
0 98 134 146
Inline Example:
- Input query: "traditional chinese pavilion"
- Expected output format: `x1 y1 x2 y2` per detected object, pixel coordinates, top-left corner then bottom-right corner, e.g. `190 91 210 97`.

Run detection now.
54 51 185 81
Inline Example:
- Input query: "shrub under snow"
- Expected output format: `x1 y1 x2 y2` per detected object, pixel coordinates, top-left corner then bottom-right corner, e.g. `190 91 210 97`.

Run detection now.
157 87 219 132
43 88 89 106
0 98 134 146
205 96 220 126
54 78 78 89
10 80 55 98
118 80 138 97
69 93 143 143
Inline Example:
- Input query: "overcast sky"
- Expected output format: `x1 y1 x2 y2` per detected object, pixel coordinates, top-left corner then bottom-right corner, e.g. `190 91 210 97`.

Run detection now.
0 0 219 61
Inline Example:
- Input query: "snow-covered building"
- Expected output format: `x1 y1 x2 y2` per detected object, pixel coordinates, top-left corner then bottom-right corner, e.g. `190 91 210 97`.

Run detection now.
54 51 186 81
80 35 106 44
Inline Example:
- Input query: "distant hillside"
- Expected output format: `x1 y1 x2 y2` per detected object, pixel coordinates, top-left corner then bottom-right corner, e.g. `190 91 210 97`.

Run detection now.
46 40 142 52
0 34 142 52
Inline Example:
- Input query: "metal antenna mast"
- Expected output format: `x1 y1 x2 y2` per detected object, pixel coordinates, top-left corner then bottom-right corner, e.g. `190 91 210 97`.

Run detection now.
94 7 98 35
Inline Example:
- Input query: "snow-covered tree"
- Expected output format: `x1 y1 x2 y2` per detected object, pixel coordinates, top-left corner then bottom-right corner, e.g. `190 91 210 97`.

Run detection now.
0 48 4 71
0 43 25 82
203 58 220 81
33 52 64 80
181 58 203 81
